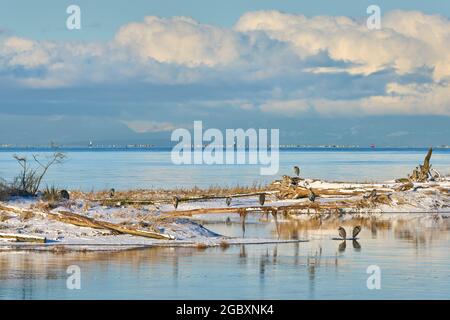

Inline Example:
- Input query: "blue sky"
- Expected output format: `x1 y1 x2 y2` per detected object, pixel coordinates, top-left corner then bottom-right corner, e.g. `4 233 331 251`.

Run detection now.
2 0 450 41
0 1 449 146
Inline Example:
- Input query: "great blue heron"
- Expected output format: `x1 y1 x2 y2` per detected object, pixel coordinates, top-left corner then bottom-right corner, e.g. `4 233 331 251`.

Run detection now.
259 193 265 206
352 226 361 238
338 226 347 240
173 196 179 209
226 197 232 207
109 188 115 198
60 190 70 200
308 189 316 202
293 166 300 177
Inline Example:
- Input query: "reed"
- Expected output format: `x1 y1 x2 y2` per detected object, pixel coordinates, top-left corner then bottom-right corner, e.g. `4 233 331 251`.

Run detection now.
42 185 62 203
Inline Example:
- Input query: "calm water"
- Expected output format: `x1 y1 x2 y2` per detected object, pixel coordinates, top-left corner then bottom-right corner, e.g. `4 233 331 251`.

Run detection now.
0 148 449 190
1 148 449 299
1 218 449 299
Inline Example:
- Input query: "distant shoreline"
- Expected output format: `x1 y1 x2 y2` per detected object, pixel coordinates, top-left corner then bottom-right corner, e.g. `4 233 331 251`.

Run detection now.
0 146 449 152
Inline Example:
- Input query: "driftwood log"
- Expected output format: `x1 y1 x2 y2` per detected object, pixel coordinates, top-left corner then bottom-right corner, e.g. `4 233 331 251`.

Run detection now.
92 192 269 208
0 204 174 240
49 211 174 240
0 232 46 243
405 147 435 182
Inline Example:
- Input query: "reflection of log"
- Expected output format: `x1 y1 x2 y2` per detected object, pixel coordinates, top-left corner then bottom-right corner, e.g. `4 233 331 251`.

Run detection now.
0 232 46 243
160 201 357 219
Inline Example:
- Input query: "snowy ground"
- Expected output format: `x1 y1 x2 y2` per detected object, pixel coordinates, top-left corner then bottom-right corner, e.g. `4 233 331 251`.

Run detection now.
0 177 449 251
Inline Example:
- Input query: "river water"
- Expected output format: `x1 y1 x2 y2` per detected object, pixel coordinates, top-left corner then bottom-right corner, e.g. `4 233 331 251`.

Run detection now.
0 148 449 299
0 148 449 190
1 218 449 299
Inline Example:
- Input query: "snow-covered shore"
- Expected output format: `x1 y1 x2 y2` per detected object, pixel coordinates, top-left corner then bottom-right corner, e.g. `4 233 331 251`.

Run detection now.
0 176 449 252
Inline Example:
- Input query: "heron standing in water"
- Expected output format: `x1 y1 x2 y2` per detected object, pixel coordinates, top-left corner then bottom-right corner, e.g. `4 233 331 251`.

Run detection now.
293 166 300 177
173 196 179 209
226 197 232 207
259 193 266 206
338 226 347 240
352 226 361 239
308 189 316 202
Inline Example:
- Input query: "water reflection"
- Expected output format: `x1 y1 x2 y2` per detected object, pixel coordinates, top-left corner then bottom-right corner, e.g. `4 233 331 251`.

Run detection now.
1 217 449 299
352 240 361 251
338 241 347 253
274 215 450 244
1 149 449 190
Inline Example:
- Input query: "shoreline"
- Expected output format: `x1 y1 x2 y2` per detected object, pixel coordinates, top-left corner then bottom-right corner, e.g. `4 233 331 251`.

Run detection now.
1 174 448 252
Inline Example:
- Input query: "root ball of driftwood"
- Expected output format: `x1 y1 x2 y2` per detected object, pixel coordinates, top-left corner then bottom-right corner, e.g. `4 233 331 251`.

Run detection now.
399 147 438 183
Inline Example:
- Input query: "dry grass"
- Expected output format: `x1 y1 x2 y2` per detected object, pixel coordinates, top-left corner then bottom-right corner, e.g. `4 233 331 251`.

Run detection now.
82 202 91 212
68 183 267 203
0 213 12 222
0 180 12 201
19 210 34 221
42 185 62 203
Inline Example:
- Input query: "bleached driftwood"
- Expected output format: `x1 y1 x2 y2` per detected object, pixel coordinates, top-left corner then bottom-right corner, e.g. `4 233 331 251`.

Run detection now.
92 192 269 208
0 204 174 240
0 232 46 243
405 147 436 182
50 210 174 240
91 199 161 206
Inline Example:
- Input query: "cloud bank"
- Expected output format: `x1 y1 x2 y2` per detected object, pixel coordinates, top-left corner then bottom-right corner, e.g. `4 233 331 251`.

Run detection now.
1 10 450 118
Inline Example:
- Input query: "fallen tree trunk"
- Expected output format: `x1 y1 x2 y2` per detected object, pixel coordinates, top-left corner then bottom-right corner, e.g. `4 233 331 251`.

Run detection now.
0 232 46 243
176 192 268 202
91 199 160 206
92 192 269 206
49 211 174 240
0 203 174 240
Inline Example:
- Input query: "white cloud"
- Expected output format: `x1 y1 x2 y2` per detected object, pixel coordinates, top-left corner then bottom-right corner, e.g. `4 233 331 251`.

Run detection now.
1 36 50 68
115 16 241 67
260 99 310 115
122 120 178 133
235 10 450 80
1 10 450 116
283 82 450 116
